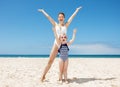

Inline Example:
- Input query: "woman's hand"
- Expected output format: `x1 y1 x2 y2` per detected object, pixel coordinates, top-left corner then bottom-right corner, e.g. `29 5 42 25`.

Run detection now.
76 6 82 11
38 9 44 12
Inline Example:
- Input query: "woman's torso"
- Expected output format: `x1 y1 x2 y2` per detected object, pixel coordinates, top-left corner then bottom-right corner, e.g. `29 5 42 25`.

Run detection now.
55 23 67 37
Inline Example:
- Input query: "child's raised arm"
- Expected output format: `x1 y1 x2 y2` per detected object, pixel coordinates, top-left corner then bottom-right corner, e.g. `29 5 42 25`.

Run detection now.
67 29 77 46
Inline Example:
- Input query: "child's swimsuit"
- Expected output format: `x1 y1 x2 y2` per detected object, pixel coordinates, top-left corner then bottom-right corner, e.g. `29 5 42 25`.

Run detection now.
58 43 69 62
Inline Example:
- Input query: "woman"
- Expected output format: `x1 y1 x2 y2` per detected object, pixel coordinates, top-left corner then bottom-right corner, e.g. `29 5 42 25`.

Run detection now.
38 6 82 82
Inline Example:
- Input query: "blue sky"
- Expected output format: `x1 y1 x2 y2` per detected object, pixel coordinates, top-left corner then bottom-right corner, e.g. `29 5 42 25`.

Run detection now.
0 0 120 55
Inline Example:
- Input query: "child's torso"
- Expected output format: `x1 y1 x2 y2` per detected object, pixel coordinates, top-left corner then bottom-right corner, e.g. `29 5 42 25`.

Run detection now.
58 44 69 59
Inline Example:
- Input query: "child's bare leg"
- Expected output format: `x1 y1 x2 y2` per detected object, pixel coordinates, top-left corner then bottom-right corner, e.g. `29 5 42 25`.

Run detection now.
59 58 64 81
63 59 68 83
40 43 58 82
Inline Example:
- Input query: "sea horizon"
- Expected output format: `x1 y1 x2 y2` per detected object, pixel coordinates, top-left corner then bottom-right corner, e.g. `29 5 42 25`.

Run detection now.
0 54 120 58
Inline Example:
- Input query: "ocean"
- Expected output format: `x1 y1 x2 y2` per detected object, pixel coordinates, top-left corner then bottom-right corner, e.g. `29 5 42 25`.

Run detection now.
0 54 120 58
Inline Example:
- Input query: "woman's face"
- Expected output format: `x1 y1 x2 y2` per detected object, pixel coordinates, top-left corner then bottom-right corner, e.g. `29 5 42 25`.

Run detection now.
58 14 65 23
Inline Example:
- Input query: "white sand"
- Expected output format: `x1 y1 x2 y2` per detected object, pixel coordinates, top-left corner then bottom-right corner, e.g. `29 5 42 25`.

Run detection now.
0 58 120 87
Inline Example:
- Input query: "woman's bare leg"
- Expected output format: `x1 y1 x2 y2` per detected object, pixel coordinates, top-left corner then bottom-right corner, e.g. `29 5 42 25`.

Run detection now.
40 43 58 82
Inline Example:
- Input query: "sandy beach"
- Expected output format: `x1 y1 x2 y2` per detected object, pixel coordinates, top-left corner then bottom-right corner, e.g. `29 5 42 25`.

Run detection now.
0 58 120 87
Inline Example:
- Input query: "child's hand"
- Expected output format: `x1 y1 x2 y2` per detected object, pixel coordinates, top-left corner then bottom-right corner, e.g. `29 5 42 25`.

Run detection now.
38 9 44 12
73 29 77 34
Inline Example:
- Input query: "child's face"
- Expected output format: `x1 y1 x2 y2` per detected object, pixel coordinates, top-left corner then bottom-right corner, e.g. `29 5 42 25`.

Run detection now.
59 34 67 43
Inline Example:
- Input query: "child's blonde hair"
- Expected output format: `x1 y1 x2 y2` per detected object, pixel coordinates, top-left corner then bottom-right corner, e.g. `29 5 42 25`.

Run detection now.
59 33 68 40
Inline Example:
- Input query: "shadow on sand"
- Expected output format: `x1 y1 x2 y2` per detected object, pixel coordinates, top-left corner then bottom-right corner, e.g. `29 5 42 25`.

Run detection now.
68 77 116 84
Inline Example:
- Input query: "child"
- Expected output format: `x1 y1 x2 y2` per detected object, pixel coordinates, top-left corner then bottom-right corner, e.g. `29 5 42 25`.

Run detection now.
52 27 77 84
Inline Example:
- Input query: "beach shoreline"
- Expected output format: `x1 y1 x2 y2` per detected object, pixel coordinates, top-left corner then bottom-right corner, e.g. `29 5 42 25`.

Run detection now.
0 58 120 87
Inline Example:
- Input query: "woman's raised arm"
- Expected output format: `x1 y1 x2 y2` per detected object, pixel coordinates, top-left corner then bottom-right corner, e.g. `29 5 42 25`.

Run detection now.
66 6 82 28
38 9 56 27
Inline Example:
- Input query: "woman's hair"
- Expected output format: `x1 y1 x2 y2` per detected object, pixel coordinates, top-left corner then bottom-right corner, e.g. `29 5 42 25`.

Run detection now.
58 12 65 18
